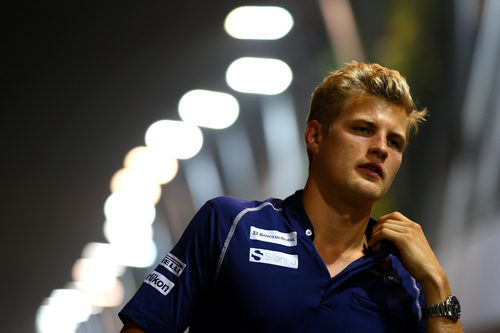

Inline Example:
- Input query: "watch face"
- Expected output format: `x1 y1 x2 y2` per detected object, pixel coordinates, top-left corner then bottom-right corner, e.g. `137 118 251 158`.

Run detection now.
449 296 461 319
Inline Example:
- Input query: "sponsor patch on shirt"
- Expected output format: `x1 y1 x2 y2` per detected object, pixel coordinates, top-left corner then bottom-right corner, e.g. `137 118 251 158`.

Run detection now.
160 253 186 277
249 247 298 269
144 270 175 296
249 226 297 247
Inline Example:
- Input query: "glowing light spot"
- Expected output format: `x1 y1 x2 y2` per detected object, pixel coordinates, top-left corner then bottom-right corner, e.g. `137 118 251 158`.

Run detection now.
145 120 203 159
103 219 157 268
103 219 153 246
79 278 124 308
104 192 156 226
72 258 122 294
224 6 294 40
178 89 239 129
110 168 162 204
36 289 91 333
226 57 293 95
124 146 178 185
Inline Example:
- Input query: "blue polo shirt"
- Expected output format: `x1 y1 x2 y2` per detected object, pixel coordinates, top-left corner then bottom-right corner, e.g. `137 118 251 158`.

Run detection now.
119 190 426 332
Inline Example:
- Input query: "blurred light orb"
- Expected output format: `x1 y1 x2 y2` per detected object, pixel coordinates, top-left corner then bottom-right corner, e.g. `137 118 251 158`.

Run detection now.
145 120 203 159
106 236 158 268
226 57 293 95
224 6 294 40
178 89 239 129
103 218 153 247
124 146 178 185
36 288 92 333
110 168 162 204
72 258 122 294
80 277 124 308
81 242 122 267
104 192 156 226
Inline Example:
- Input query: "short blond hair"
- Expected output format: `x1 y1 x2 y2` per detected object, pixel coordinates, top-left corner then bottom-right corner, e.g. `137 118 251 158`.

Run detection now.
308 61 427 137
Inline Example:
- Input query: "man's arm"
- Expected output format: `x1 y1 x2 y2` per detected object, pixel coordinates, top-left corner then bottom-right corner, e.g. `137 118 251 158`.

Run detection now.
368 211 463 333
120 319 146 333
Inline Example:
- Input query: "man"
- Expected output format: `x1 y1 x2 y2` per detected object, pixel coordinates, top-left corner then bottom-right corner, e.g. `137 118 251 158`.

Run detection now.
119 62 463 332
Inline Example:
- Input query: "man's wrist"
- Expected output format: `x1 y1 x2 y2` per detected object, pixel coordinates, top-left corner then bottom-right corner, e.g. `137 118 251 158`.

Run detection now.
419 269 451 306
423 295 461 321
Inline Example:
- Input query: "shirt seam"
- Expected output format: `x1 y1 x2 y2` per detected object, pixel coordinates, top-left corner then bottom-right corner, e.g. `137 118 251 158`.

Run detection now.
214 201 282 280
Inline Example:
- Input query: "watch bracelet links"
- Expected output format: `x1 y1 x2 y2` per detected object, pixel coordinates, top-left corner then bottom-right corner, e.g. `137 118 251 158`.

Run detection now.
423 301 449 319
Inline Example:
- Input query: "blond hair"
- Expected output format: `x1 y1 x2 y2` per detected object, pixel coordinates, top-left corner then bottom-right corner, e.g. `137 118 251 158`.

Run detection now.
308 61 427 137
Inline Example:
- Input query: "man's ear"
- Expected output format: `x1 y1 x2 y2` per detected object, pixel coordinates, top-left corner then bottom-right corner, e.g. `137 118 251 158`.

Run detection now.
304 120 323 154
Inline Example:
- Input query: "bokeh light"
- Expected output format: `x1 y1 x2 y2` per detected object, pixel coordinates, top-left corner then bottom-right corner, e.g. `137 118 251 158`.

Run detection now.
124 146 178 185
226 57 293 95
145 120 203 160
178 89 239 129
224 6 294 40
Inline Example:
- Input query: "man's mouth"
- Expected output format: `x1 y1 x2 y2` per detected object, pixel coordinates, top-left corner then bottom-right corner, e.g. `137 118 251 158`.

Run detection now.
358 163 384 178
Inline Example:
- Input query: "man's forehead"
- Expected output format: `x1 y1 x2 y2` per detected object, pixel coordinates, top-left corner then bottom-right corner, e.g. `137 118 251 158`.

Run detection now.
336 94 409 135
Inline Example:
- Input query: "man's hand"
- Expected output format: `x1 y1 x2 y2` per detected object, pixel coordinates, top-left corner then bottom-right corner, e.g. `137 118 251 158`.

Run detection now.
368 211 463 332
368 211 444 287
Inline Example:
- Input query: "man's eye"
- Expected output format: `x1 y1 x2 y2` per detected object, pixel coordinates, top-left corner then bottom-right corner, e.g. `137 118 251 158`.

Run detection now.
354 126 370 134
388 138 401 150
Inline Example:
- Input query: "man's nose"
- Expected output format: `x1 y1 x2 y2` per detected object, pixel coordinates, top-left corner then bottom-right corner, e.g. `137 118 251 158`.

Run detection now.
368 136 388 161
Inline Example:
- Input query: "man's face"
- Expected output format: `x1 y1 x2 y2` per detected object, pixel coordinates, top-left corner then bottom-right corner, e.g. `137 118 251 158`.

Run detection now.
308 93 408 204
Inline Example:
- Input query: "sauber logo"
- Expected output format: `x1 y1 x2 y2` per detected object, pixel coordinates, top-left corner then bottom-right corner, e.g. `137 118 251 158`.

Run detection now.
144 270 175 296
249 248 298 269
160 253 186 277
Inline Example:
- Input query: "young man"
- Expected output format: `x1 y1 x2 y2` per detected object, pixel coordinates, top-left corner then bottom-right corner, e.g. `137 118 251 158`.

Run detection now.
119 62 463 332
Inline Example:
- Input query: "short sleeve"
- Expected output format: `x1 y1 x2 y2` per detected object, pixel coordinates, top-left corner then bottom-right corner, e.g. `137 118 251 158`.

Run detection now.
119 201 223 333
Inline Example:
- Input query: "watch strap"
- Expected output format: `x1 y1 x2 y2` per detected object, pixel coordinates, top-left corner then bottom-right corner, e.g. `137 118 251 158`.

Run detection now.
423 295 460 320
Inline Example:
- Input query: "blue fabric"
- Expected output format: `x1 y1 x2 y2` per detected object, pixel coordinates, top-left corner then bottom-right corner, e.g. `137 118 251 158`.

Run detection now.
119 190 425 332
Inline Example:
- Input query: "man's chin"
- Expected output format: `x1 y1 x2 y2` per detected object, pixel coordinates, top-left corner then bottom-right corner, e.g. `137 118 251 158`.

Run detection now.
354 184 386 202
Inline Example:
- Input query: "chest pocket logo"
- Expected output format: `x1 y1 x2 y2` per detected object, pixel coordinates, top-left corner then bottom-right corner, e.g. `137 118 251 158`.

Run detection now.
250 226 297 247
249 248 298 269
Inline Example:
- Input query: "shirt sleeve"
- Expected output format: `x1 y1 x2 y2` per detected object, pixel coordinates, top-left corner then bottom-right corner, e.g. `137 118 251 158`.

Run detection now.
118 201 223 333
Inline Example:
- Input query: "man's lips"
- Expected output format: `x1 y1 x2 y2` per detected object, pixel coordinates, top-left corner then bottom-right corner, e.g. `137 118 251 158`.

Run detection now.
358 162 384 178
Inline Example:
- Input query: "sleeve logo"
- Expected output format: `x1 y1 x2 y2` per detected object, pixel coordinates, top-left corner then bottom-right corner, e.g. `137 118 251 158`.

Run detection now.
250 226 297 247
160 253 186 277
144 270 175 296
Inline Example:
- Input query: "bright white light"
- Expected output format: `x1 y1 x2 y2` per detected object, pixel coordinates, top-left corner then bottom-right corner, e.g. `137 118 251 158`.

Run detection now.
104 230 158 267
178 89 239 129
81 242 123 271
104 192 156 226
226 57 293 95
79 277 124 308
36 289 92 333
124 146 178 185
72 258 122 294
103 219 153 246
224 6 294 40
103 219 157 268
110 168 162 204
145 120 203 159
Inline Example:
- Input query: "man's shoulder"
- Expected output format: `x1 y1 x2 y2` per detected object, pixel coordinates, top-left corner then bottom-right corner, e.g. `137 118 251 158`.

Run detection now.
206 195 284 216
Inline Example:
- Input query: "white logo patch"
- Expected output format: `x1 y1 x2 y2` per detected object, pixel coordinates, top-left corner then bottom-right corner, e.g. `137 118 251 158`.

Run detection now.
250 226 297 247
160 253 186 277
249 247 298 269
144 270 175 296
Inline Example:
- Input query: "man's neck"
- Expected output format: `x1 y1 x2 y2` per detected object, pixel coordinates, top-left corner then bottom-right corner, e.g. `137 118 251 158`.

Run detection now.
302 177 373 252
302 177 374 277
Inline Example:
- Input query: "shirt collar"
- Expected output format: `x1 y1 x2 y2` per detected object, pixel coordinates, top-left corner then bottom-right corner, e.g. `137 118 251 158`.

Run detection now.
282 190 394 257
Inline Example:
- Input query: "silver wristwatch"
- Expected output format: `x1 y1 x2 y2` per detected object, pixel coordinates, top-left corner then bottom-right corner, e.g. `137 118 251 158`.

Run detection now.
423 295 461 320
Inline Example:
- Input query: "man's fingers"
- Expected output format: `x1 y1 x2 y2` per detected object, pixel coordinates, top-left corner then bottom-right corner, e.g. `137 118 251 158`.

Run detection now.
378 211 407 222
